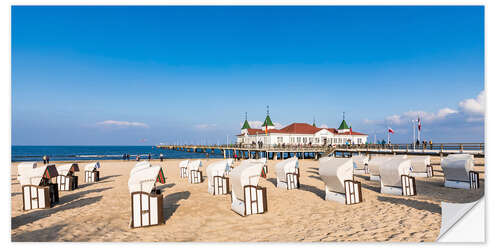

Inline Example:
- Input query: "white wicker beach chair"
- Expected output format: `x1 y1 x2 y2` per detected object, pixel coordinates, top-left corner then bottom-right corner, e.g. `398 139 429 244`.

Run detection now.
18 163 59 210
274 157 300 189
442 154 478 189
367 156 393 181
178 160 189 178
408 156 433 178
187 160 203 184
229 161 267 216
128 165 166 228
206 160 230 195
55 163 80 191
319 157 362 204
379 158 416 196
84 162 100 183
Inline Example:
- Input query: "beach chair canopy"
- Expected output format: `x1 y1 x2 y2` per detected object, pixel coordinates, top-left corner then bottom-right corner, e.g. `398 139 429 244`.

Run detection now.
367 157 393 176
56 163 80 176
18 164 58 186
84 162 100 171
187 160 202 171
441 157 474 182
275 157 299 183
229 161 264 200
130 161 152 176
206 160 230 185
352 155 369 170
446 154 474 160
17 162 37 180
243 158 267 165
319 157 353 194
379 158 412 187
179 160 189 169
128 165 166 193
409 156 431 173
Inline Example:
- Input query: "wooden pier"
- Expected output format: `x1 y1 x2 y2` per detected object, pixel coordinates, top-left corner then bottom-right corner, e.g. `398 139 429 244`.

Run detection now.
156 142 484 160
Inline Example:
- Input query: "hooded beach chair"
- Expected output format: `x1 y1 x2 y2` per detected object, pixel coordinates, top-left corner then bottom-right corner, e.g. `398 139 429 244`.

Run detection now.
56 163 80 191
229 161 267 216
408 156 433 177
442 154 479 189
352 155 369 174
187 160 203 184
206 160 230 195
128 165 166 228
319 157 362 205
274 157 300 189
379 158 416 196
367 156 393 181
84 162 100 183
243 158 268 178
178 160 189 178
18 162 60 210
130 161 152 176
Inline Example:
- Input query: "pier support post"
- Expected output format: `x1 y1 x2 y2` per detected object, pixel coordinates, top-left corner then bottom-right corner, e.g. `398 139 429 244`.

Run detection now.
273 152 277 160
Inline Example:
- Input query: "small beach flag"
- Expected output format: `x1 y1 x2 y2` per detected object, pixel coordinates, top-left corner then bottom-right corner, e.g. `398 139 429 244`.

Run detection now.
156 168 166 184
388 128 395 134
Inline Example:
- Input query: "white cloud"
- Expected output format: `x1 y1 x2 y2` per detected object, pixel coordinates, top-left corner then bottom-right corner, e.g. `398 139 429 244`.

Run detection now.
96 120 149 128
243 120 284 129
194 124 217 129
459 90 485 116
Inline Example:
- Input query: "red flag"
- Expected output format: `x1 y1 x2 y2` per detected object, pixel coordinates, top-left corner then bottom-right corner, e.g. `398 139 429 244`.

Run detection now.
388 128 394 134
350 127 352 134
265 124 268 134
418 117 421 131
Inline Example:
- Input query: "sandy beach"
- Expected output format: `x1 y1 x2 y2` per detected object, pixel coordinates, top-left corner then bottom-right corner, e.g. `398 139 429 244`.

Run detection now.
11 157 484 242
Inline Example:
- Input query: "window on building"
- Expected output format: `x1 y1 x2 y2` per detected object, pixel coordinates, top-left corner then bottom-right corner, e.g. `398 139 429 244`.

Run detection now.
277 137 283 143
290 137 295 143
315 138 319 143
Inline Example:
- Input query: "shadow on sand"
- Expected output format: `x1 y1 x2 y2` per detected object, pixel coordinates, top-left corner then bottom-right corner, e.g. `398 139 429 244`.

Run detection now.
299 183 325 199
266 178 277 186
12 223 67 242
377 196 442 214
163 191 190 222
12 196 103 229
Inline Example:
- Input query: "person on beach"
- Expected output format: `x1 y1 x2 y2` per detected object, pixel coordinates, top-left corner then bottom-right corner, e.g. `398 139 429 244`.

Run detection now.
148 153 151 161
160 153 164 162
46 155 50 164
42 155 47 164
127 154 130 161
136 155 140 161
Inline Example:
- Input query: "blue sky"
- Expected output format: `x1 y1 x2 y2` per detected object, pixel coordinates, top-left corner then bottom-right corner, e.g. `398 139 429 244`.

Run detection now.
12 6 484 145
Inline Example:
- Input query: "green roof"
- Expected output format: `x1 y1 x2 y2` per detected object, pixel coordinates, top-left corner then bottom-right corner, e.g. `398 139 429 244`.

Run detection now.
262 115 274 127
241 120 251 129
312 122 316 127
338 120 349 130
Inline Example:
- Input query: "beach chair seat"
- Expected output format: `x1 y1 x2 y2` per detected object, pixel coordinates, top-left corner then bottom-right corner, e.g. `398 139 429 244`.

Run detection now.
128 165 166 228
207 160 230 195
275 157 300 190
319 157 362 205
379 158 416 196
442 154 479 189
56 163 80 191
408 156 433 178
229 161 268 216
84 162 100 183
18 163 60 210
187 160 203 184
352 155 369 174
178 160 189 178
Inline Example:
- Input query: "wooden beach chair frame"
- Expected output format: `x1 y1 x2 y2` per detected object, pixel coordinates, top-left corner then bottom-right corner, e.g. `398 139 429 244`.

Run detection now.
189 169 203 184
284 168 300 190
85 170 100 183
212 176 230 195
401 175 417 196
469 171 480 189
130 191 164 228
57 174 78 191
344 180 363 205
231 174 268 216
180 167 188 178
22 183 59 210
